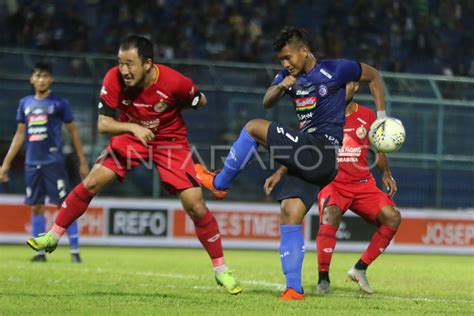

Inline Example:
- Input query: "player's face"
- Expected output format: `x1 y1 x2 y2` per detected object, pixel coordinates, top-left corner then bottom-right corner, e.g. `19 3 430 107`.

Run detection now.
117 48 152 87
30 71 53 93
277 43 309 76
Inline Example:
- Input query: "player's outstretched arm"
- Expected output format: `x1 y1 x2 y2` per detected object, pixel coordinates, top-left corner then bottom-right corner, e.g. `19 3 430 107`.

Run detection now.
359 63 386 118
376 152 397 197
0 123 25 182
97 115 154 146
65 122 90 179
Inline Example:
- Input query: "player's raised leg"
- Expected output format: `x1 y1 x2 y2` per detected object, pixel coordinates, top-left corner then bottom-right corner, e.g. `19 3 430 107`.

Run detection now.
316 204 343 294
278 198 306 300
195 119 270 198
26 164 116 252
178 187 242 295
348 205 401 294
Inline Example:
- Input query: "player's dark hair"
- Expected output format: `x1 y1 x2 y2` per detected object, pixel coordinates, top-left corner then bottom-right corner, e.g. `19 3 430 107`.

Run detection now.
32 62 52 75
272 26 311 52
120 35 154 63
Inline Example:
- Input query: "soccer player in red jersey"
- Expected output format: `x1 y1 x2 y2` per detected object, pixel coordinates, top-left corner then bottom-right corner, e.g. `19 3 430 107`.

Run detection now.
26 35 241 294
265 81 401 295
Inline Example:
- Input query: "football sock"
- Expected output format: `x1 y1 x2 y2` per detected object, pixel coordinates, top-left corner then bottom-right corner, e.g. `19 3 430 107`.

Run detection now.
32 213 46 255
280 224 305 293
318 271 330 283
31 213 46 238
55 182 95 233
360 225 397 267
317 224 338 272
66 220 80 252
192 210 224 263
214 128 257 190
354 259 368 270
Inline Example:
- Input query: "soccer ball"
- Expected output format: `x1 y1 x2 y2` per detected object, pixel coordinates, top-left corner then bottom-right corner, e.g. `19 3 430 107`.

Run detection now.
368 117 406 153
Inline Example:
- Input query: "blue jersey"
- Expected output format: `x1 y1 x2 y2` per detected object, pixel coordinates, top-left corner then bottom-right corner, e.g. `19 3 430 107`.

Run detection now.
16 94 74 165
272 59 361 142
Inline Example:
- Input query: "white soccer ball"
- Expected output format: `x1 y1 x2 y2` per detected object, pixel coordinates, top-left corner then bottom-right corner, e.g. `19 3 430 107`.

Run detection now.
368 117 406 153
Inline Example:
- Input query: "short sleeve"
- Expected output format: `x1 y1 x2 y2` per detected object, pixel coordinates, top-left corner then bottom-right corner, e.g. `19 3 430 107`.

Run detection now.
173 72 200 106
59 98 74 123
100 67 121 108
271 70 288 86
16 100 25 123
334 59 362 86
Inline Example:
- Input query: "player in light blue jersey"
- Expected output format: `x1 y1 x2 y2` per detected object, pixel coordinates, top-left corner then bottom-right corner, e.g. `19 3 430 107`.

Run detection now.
195 26 388 300
0 63 89 263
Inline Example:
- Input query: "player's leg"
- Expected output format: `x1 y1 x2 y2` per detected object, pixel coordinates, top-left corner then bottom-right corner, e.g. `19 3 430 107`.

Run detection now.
316 183 351 294
194 119 270 197
43 162 82 262
24 164 47 261
348 184 400 294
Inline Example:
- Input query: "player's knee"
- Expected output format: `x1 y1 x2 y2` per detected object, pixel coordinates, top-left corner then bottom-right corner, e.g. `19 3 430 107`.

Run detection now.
322 206 342 226
244 119 259 136
381 206 401 229
185 199 207 219
82 176 101 193
280 204 305 224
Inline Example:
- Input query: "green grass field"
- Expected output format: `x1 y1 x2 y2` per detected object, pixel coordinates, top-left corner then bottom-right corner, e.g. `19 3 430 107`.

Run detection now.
1 245 473 315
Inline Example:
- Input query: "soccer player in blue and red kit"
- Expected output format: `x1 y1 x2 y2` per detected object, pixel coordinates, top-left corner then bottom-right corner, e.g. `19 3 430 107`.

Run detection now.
0 62 89 263
26 36 241 294
266 82 401 295
195 27 388 300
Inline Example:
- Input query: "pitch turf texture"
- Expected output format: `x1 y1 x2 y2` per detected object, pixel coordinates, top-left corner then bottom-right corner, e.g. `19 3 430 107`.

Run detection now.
1 245 472 315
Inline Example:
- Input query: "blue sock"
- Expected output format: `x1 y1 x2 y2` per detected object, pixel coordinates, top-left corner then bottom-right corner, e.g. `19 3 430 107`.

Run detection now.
279 224 305 293
66 220 80 252
214 128 257 190
31 214 46 237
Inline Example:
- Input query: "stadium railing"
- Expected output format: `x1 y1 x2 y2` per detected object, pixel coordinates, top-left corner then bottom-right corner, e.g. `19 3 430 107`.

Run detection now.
0 48 473 208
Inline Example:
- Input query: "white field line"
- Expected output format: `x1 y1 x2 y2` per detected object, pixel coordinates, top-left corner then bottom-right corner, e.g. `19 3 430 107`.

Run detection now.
8 265 473 305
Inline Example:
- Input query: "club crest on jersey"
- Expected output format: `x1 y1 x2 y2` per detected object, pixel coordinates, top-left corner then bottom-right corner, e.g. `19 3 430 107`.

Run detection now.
319 84 328 96
356 126 367 139
154 100 168 112
294 96 317 112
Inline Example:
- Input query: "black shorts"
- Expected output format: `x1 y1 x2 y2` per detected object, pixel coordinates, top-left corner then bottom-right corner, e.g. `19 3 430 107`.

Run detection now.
267 122 339 210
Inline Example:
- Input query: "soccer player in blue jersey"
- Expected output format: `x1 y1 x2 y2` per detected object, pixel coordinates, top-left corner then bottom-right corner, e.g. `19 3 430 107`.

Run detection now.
0 62 89 263
195 26 389 300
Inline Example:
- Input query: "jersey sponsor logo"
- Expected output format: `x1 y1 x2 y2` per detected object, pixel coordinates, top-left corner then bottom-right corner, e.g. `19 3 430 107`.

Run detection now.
28 126 47 134
29 134 48 141
100 86 108 95
132 102 152 108
356 126 367 139
297 112 313 121
294 96 317 111
320 68 333 79
27 114 48 126
344 128 354 132
32 108 43 115
296 89 313 96
357 117 367 125
125 114 160 129
156 90 169 99
318 84 328 96
154 100 168 112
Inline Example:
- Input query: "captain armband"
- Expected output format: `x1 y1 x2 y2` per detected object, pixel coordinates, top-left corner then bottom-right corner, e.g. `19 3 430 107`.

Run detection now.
98 100 117 118
190 91 203 109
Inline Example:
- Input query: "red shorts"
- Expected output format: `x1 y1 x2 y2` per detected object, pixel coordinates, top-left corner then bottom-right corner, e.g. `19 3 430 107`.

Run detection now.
317 178 395 223
96 134 199 194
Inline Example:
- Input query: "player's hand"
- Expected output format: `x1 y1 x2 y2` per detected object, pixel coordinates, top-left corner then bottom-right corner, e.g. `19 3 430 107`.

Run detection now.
0 165 9 182
382 172 397 197
132 125 155 146
79 162 90 180
264 172 282 195
278 75 296 91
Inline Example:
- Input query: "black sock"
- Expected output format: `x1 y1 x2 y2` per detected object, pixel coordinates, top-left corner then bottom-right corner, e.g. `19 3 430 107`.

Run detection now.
355 259 368 270
318 271 330 283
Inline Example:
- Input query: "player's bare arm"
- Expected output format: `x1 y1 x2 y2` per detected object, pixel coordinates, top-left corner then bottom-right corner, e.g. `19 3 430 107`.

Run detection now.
263 165 288 195
359 63 386 116
97 114 154 146
65 122 90 179
376 152 397 197
263 75 295 109
0 123 26 182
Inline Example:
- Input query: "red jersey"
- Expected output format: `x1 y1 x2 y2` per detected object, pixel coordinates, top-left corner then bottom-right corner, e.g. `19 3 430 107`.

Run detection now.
99 64 199 139
335 103 376 183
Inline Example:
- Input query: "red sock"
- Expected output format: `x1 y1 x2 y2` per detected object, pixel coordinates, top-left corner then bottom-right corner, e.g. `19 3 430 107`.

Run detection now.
361 225 397 265
317 224 338 272
192 210 224 266
55 182 95 229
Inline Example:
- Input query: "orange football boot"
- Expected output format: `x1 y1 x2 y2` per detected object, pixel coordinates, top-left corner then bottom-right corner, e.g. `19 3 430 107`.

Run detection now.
279 288 305 301
194 164 228 199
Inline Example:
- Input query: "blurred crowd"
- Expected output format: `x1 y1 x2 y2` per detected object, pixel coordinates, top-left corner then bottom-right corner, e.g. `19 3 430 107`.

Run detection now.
0 0 472 76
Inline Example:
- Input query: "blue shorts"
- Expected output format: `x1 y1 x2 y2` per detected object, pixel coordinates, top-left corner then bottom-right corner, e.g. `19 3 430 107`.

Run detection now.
24 162 69 205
